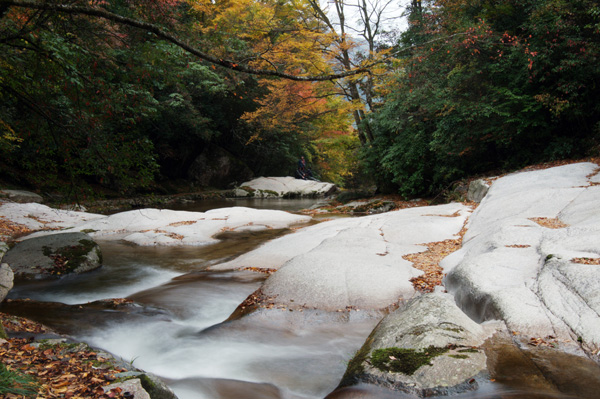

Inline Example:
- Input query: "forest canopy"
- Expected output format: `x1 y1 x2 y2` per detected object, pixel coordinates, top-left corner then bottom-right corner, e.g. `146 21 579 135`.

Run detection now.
0 0 598 200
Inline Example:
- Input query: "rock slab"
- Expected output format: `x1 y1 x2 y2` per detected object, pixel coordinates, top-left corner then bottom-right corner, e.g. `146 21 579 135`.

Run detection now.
214 203 470 311
444 162 600 354
3 232 102 280
233 176 337 198
0 189 43 203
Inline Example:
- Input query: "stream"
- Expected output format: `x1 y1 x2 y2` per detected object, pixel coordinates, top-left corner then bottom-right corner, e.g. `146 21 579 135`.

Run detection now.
4 199 379 399
3 198 600 399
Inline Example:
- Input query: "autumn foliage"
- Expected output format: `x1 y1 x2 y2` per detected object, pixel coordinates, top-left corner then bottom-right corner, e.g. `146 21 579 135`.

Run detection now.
362 0 600 196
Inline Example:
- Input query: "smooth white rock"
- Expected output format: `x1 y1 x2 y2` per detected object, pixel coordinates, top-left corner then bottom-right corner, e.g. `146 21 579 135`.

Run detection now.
234 176 336 197
444 162 600 352
1 204 311 247
214 203 471 311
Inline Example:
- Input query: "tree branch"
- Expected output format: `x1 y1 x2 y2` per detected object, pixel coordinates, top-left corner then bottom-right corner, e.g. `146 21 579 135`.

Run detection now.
0 0 371 82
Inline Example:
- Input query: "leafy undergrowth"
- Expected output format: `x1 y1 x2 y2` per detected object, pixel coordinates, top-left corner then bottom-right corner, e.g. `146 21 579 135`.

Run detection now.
0 313 128 398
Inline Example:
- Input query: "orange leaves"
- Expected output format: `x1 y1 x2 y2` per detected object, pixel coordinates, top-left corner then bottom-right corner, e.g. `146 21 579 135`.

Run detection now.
406 238 463 293
0 216 33 240
529 217 569 229
241 78 340 135
1 313 130 398
571 257 600 265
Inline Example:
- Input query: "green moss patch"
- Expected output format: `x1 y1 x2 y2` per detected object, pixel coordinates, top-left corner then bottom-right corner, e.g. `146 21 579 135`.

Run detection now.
371 346 448 375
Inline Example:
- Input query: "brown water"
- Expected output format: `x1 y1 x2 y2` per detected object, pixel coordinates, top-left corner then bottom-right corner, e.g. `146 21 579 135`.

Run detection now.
3 199 600 399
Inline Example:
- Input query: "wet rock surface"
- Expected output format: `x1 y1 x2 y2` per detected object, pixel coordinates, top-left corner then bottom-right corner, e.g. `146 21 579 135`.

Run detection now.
483 330 600 399
0 297 171 336
0 263 13 302
338 293 497 397
3 232 102 280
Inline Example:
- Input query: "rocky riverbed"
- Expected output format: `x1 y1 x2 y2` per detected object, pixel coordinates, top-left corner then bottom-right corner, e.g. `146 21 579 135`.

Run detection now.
2 162 600 398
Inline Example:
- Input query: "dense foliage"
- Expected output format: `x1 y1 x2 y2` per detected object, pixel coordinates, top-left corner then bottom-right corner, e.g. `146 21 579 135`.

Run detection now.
0 0 356 198
1 0 598 199
363 0 600 196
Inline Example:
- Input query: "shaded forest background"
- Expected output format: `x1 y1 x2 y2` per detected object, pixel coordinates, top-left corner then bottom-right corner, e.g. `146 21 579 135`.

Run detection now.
1 0 598 201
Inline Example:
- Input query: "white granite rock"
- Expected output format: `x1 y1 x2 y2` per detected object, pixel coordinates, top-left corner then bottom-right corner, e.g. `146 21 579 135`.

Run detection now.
444 162 600 353
214 203 470 311
0 263 13 302
234 176 336 198
1 204 311 247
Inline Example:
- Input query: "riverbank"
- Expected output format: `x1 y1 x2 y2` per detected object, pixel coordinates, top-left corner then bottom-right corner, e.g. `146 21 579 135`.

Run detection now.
2 158 600 399
1 312 130 398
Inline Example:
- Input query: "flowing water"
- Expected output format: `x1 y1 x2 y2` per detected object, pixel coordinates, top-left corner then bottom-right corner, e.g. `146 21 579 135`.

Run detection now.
3 199 379 399
3 199 600 399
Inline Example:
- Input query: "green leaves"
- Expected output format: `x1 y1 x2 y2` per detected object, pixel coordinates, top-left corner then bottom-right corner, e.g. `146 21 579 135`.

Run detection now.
361 0 600 197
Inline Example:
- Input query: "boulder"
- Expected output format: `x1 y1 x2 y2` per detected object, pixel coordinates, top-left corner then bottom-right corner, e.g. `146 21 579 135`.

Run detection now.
466 179 490 203
104 379 150 399
336 199 396 214
5 204 311 247
106 373 177 399
0 189 43 203
0 241 8 259
0 202 105 231
187 145 253 189
0 263 13 302
3 232 102 280
337 293 498 397
233 176 337 198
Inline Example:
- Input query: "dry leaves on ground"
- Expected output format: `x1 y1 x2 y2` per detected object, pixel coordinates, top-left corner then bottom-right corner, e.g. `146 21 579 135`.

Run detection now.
528 335 560 348
0 217 33 240
240 266 277 274
1 313 128 399
167 220 197 227
405 239 463 293
571 257 600 265
529 217 569 229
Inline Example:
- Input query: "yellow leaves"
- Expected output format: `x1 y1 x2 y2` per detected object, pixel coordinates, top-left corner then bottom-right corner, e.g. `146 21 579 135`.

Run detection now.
0 118 22 146
189 0 334 74
241 78 339 135
245 132 262 145
533 93 570 117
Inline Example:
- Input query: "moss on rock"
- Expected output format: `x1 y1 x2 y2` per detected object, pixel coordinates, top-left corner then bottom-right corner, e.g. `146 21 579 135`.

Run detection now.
370 346 449 375
43 239 101 276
